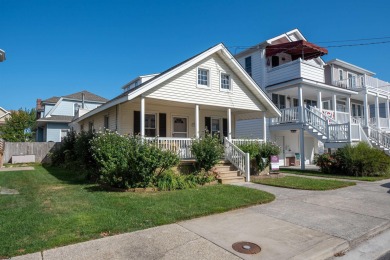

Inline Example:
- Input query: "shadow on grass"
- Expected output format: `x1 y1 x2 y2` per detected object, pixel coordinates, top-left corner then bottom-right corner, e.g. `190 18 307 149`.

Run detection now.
42 164 96 186
83 185 129 193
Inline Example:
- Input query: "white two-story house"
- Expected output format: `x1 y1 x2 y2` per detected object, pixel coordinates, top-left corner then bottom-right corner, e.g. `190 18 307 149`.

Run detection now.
36 90 108 142
235 29 390 169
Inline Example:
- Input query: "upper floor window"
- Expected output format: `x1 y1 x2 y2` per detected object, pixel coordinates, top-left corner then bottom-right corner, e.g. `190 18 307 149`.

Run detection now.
88 122 94 132
339 69 343 81
197 68 209 86
220 73 231 91
245 56 252 76
104 115 109 129
272 94 285 109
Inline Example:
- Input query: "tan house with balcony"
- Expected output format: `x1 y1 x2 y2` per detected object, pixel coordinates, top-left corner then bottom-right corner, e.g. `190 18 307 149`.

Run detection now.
0 107 10 126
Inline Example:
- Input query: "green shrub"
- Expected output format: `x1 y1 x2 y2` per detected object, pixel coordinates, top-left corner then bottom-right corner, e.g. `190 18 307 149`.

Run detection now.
315 142 390 177
90 133 179 189
51 130 77 166
238 142 281 174
156 170 197 191
191 133 223 171
186 169 217 185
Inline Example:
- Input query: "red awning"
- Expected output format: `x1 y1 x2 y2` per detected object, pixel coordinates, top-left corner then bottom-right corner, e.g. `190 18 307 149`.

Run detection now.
266 40 328 60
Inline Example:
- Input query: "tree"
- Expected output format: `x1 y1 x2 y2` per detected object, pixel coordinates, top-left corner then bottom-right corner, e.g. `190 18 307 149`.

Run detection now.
0 108 37 142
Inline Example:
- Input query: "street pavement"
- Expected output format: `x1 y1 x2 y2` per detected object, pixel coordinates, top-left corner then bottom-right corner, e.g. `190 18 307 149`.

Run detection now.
11 177 390 260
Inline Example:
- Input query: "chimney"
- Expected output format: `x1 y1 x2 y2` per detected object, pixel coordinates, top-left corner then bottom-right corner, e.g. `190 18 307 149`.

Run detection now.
36 99 42 110
82 93 85 109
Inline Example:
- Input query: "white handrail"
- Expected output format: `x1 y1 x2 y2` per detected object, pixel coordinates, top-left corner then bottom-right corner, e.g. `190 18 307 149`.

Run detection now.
224 137 250 182
232 139 263 146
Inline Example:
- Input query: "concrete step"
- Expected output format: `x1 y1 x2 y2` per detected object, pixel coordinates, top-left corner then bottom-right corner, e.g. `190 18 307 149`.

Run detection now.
214 165 236 171
218 171 239 178
218 176 245 184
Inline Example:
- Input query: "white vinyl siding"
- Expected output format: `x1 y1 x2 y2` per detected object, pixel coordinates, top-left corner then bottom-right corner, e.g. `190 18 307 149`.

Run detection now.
51 101 101 116
145 53 263 111
46 123 69 142
237 52 263 88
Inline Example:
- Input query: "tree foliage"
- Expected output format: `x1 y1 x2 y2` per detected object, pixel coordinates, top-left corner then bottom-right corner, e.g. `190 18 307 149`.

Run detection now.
0 108 36 142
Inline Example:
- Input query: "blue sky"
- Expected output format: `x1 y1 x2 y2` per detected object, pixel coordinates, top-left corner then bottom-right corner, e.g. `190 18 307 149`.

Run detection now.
1 0 390 110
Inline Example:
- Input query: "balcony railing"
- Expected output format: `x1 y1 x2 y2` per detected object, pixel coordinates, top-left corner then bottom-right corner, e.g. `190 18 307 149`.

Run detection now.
271 107 299 124
266 59 324 86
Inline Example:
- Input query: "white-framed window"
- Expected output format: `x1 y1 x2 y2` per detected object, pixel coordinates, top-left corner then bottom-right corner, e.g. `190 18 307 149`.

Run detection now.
104 115 109 129
348 73 356 88
339 69 343 81
211 117 221 137
144 114 156 137
61 129 68 140
323 100 331 110
197 68 209 87
272 94 286 109
220 72 231 91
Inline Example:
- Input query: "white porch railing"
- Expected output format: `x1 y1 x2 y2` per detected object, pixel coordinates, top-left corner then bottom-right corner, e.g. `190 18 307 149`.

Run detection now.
305 108 327 136
368 127 390 150
232 139 263 146
328 123 349 142
145 137 194 159
369 117 390 129
271 107 299 124
224 137 250 182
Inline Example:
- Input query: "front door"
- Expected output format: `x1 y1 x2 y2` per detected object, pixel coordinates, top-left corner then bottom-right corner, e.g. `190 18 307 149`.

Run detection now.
172 117 188 137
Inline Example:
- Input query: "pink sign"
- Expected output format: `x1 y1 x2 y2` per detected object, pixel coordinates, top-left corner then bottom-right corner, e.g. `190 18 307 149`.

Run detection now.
270 155 279 171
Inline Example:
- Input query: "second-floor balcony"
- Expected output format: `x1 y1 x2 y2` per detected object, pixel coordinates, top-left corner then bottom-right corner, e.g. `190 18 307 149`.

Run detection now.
266 59 325 86
332 75 390 96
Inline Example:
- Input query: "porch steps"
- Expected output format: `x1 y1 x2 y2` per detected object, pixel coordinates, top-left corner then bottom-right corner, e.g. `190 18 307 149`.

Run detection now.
214 162 245 184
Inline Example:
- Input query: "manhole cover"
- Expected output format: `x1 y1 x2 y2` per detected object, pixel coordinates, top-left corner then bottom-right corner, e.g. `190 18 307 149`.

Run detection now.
232 241 261 254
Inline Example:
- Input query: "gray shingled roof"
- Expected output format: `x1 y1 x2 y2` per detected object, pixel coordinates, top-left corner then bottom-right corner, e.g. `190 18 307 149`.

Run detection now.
37 115 74 122
42 90 108 104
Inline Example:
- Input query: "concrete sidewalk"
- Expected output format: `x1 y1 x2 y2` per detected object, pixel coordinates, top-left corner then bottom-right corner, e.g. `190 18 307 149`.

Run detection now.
11 178 390 260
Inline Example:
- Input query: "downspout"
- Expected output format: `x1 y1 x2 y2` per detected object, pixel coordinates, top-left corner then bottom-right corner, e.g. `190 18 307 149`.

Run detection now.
82 93 85 109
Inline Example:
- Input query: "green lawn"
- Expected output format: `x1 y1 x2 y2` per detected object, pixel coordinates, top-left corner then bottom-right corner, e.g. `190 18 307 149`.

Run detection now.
0 166 274 257
280 169 390 182
253 176 356 190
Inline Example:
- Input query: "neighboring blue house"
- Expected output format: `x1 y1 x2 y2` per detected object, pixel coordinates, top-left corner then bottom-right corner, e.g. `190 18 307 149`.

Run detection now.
36 90 108 142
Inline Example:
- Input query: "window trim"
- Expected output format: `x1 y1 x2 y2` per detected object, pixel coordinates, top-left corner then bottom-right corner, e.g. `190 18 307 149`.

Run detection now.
219 72 232 92
196 67 210 89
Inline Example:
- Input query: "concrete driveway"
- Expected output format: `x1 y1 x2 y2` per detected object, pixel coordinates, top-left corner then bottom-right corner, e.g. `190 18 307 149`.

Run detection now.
12 178 390 260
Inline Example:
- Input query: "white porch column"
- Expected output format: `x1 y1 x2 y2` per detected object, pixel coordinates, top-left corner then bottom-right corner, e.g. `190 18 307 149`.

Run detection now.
300 128 305 170
227 108 232 141
364 92 369 127
347 96 352 142
386 98 390 129
140 96 145 137
195 104 200 138
262 111 267 142
317 91 322 112
298 85 304 122
298 84 305 170
332 94 337 122
375 94 380 128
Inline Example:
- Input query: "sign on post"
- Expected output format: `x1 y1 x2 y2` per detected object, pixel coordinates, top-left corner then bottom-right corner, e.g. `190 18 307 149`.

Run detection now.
270 155 279 171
